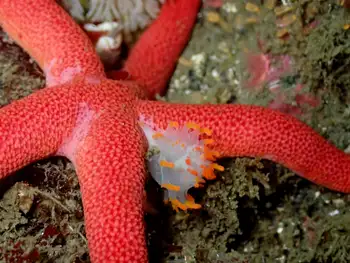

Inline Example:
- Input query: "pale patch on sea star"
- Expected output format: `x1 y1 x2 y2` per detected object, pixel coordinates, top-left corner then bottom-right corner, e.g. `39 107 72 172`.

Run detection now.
57 102 99 165
44 58 83 87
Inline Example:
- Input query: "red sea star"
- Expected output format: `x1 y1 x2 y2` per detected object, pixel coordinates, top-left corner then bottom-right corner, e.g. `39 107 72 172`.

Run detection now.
0 0 350 262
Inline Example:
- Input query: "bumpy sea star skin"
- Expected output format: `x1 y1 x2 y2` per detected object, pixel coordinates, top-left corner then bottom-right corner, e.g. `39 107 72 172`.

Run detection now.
0 0 350 262
123 0 201 97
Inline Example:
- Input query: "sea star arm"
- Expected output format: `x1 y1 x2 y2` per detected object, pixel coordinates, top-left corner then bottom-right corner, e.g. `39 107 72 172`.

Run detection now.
0 0 106 87
137 100 350 193
0 85 82 177
122 0 201 98
72 107 148 263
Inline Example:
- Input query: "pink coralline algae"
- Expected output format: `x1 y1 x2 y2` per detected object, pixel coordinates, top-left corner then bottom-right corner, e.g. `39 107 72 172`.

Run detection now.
242 51 320 118
268 84 320 117
243 52 292 90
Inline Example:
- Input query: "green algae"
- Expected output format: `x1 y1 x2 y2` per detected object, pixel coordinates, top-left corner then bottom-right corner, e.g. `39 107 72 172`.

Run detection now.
298 5 350 101
239 183 350 263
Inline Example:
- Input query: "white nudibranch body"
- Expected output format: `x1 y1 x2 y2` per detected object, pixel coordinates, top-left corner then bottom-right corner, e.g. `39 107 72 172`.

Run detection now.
139 116 224 211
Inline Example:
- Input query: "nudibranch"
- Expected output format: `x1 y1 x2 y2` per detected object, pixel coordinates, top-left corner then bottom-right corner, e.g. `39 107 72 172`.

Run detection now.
139 116 224 211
